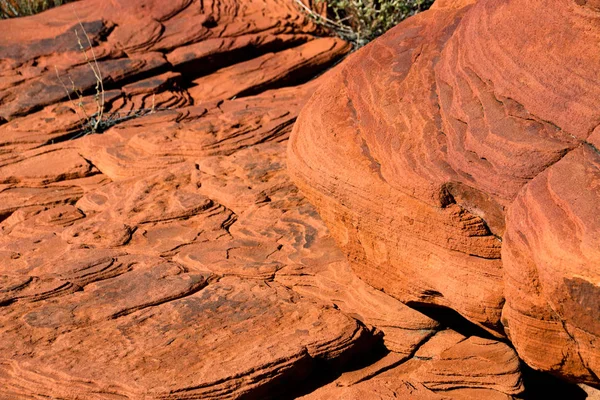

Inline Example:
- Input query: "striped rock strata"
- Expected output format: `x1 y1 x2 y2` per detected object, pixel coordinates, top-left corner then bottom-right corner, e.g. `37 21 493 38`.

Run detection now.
288 0 600 385
0 0 533 398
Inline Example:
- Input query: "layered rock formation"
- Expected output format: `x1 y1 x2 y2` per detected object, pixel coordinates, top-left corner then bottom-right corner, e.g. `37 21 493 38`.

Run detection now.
0 0 534 398
0 0 595 398
289 0 600 387
302 332 524 400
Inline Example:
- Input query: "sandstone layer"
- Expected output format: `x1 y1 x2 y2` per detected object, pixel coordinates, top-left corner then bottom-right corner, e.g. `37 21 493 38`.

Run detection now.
0 0 542 398
288 0 600 386
301 332 524 400
1 0 596 397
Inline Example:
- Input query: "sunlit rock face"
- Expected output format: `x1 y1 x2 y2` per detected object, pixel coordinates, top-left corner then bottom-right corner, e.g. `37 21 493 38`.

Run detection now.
289 0 600 385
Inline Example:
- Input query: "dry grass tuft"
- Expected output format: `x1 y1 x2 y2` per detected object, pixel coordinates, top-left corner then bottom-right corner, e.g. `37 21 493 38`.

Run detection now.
296 0 434 47
0 0 74 18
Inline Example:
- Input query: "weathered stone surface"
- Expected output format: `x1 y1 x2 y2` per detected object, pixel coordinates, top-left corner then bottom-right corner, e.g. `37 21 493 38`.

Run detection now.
0 0 389 397
288 0 600 385
301 379 446 400
0 148 98 185
413 336 523 394
276 260 440 355
502 145 600 385
76 79 324 181
0 0 590 396
0 131 451 397
1 275 371 399
288 0 506 337
301 330 524 399
0 0 334 121
187 37 350 103
581 384 600 400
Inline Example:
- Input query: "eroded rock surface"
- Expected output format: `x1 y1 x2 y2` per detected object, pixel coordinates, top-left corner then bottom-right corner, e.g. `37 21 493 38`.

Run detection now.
0 0 474 398
301 330 524 400
0 0 591 398
288 0 599 387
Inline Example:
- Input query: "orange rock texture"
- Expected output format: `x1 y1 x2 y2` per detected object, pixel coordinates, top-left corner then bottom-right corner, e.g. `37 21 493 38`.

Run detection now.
288 0 600 387
0 0 594 398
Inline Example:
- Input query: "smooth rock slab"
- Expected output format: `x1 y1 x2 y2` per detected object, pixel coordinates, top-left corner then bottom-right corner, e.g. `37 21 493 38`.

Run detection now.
1 277 372 399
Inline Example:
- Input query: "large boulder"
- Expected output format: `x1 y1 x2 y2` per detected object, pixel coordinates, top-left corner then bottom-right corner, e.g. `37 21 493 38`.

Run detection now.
288 0 600 385
301 330 524 400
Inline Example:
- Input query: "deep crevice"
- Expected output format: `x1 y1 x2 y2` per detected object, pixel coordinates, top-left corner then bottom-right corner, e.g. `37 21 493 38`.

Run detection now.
232 53 346 100
405 302 505 340
99 62 173 95
261 326 388 400
585 140 600 156
173 36 315 84
520 363 588 400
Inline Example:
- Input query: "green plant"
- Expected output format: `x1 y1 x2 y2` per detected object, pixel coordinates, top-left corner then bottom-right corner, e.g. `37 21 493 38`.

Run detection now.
295 0 434 47
0 0 74 18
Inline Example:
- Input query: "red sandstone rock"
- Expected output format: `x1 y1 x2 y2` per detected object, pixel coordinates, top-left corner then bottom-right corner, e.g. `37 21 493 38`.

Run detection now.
502 145 600 385
0 0 373 397
0 0 591 397
301 379 446 400
301 330 524 399
0 0 328 121
288 0 600 386
1 276 371 399
276 260 440 355
187 37 350 103
76 79 325 181
412 336 523 394
289 1 506 336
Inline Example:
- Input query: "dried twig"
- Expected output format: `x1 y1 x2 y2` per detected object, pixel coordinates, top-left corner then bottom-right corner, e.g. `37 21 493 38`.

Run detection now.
54 65 88 132
53 9 105 136
73 15 104 133
293 0 357 43
53 9 169 139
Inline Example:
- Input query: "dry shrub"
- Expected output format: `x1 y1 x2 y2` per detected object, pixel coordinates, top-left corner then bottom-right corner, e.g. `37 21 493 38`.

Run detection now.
296 0 434 47
0 0 74 19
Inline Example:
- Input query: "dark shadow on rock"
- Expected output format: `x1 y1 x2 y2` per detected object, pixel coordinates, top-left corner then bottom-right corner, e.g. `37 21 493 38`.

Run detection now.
252 326 387 400
520 363 588 400
406 302 504 341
